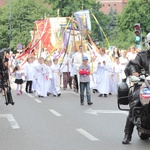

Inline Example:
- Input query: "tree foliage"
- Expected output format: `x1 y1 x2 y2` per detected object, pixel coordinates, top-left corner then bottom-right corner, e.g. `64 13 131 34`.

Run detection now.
119 0 150 33
110 0 150 49
0 0 50 50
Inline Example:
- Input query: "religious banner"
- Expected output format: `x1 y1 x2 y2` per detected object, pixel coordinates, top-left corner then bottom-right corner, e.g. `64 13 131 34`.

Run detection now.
36 19 53 52
74 10 91 35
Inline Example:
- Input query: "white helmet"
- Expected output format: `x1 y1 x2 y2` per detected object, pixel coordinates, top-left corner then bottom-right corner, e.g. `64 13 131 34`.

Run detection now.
145 33 150 50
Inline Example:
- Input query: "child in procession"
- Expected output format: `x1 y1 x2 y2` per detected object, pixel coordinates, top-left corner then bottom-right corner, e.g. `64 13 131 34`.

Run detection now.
34 57 48 98
24 57 34 93
13 65 23 95
45 60 53 96
51 58 61 97
79 56 93 106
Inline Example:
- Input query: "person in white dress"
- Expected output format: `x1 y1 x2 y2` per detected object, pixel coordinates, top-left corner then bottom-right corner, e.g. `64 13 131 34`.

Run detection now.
96 48 111 98
45 60 52 96
126 46 137 60
113 57 123 94
51 58 61 97
13 65 24 95
31 57 38 92
34 57 48 98
24 57 34 93
119 50 129 79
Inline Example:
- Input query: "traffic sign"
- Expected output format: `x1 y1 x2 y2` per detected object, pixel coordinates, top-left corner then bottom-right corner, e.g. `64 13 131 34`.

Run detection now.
17 43 23 50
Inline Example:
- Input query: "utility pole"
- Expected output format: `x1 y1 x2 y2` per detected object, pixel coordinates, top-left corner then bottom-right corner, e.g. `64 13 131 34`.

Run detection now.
9 0 12 48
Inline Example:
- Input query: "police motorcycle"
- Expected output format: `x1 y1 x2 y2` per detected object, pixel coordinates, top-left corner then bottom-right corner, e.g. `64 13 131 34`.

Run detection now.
118 60 150 140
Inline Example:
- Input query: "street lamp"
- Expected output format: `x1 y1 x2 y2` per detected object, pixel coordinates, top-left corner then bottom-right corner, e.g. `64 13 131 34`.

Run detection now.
9 0 12 48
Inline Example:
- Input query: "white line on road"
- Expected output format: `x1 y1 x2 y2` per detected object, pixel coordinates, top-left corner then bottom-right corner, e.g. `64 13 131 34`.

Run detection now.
76 128 99 141
49 109 62 117
61 91 79 96
34 99 42 103
0 114 20 129
26 94 34 98
85 108 128 115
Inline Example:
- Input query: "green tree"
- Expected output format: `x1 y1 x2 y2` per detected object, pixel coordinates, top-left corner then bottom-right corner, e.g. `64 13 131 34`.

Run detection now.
0 0 50 50
119 0 150 34
45 0 95 17
110 0 150 49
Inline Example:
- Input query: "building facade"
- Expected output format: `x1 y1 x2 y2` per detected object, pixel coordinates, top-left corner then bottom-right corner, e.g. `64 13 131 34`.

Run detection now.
98 0 128 14
0 0 7 7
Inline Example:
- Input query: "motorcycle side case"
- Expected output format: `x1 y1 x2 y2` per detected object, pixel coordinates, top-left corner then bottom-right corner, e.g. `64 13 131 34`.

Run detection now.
118 81 129 105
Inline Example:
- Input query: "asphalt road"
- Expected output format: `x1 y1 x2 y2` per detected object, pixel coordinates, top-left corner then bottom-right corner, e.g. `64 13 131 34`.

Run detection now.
0 85 150 150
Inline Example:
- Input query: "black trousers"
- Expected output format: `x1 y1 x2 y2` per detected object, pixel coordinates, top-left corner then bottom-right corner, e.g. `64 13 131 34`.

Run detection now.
73 75 79 92
124 84 141 134
25 81 33 93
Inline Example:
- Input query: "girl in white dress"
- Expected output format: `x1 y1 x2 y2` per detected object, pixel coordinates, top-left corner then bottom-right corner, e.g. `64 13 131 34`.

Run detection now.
13 66 23 95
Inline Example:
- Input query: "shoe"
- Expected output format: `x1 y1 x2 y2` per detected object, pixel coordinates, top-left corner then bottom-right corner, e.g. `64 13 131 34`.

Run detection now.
104 94 107 98
109 93 112 95
93 89 96 93
122 133 132 144
16 93 20 95
63 88 66 90
29 91 33 93
88 102 93 105
98 94 103 97
58 93 61 97
20 90 22 94
38 95 44 98
53 95 57 97
81 102 84 106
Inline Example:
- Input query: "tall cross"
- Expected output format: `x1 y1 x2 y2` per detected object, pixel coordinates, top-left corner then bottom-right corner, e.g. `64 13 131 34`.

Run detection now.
81 1 84 10
57 8 60 17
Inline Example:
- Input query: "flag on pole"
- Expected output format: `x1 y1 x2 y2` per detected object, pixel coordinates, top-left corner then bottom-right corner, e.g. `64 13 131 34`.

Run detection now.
74 10 91 35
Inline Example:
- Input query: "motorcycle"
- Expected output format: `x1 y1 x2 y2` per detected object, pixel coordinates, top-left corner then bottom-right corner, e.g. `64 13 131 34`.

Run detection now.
118 60 150 140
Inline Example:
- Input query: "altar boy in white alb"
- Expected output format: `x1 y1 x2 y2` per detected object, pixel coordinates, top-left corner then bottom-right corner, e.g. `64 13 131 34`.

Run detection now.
34 57 48 98
24 57 34 93
51 58 61 97
96 48 111 98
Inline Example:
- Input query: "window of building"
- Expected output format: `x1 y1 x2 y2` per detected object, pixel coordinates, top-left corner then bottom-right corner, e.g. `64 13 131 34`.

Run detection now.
108 4 110 7
114 4 116 6
103 4 105 7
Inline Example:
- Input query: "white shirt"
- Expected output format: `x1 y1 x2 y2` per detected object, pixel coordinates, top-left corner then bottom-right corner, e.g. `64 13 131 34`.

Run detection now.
127 52 137 60
73 51 90 71
24 62 34 81
14 70 22 79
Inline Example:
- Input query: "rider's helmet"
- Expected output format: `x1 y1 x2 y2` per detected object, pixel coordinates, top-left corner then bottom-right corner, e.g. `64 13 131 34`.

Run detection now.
145 33 150 51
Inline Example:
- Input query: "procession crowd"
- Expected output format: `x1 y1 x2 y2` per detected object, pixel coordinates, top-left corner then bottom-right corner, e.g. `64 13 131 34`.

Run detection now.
8 45 138 99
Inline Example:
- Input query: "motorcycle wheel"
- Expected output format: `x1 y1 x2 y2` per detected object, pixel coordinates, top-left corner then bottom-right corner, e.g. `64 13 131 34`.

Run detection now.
138 131 150 140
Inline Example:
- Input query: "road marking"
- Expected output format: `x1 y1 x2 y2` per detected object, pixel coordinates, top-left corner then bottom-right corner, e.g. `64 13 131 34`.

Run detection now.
26 94 34 98
61 91 79 96
34 99 42 103
76 128 99 141
49 109 62 117
85 108 128 115
0 114 20 129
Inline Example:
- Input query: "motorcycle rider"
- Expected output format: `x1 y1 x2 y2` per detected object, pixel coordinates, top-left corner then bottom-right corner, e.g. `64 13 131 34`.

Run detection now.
122 33 150 144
